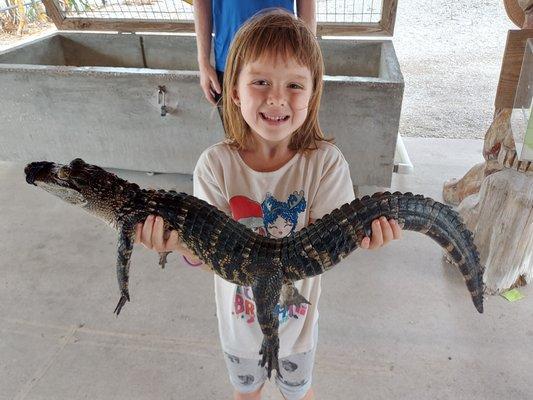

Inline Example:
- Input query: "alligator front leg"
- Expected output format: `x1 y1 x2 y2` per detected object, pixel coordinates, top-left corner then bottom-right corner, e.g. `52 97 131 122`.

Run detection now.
252 272 283 379
114 224 135 316
158 251 171 269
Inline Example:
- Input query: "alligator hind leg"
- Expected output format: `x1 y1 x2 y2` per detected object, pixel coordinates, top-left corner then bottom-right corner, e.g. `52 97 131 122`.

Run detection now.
280 282 311 311
252 272 283 379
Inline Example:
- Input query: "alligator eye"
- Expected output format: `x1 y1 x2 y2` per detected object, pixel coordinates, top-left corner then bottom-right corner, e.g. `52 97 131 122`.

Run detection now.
69 158 85 169
57 167 70 180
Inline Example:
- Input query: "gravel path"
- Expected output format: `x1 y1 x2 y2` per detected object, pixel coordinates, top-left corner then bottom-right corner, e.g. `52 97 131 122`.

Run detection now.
394 0 515 139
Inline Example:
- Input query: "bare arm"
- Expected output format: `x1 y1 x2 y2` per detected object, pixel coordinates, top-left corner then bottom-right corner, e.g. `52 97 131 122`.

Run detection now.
193 0 212 68
193 0 221 104
296 0 317 35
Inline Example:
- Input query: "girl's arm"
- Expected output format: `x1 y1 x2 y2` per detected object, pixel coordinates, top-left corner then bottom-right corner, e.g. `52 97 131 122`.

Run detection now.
296 0 317 35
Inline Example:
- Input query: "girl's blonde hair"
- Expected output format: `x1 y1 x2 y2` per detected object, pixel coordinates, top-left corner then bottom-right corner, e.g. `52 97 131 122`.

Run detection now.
222 9 329 151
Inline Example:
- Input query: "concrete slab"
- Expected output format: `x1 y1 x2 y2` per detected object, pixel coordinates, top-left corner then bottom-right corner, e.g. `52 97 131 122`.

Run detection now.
1 137 532 399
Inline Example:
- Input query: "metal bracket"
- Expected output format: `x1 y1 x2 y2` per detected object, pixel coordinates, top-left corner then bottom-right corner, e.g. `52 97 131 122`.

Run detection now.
158 85 168 117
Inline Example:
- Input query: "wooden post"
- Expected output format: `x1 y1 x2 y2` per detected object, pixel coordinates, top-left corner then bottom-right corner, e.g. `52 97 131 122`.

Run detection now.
457 168 533 293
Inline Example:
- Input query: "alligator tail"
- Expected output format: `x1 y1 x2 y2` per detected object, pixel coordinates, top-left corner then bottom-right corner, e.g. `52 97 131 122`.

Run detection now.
283 192 484 313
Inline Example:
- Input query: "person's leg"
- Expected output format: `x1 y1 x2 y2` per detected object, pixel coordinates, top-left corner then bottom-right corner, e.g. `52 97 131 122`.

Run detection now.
294 388 315 400
233 383 265 400
223 352 268 400
294 387 314 400
275 325 318 400
275 352 316 400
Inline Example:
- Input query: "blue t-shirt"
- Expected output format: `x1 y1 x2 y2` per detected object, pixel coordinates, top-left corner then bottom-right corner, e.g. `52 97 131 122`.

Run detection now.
212 0 295 72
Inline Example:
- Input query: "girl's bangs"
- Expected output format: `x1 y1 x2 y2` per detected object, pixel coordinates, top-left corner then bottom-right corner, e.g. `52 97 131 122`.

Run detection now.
243 29 314 71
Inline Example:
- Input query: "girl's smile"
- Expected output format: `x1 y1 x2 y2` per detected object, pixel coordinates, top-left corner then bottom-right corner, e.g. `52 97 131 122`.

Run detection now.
259 112 290 125
232 56 313 145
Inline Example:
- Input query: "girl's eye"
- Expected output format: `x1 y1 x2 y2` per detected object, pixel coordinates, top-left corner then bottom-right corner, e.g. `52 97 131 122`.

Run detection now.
253 80 269 86
289 83 304 90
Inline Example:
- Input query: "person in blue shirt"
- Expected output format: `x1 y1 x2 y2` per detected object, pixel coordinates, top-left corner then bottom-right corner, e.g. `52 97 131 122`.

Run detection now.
193 0 316 108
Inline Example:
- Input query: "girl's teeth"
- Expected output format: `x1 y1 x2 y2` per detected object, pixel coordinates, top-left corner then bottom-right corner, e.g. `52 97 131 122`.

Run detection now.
263 113 287 121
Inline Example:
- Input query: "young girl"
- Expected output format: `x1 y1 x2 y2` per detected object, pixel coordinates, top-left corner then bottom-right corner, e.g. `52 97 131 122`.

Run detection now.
136 10 401 400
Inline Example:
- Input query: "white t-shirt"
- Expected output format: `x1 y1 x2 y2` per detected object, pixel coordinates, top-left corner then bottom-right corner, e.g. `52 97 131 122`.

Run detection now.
193 140 355 359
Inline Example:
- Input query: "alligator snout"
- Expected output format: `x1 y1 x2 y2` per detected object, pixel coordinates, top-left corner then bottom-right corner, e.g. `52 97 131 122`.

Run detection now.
24 161 54 185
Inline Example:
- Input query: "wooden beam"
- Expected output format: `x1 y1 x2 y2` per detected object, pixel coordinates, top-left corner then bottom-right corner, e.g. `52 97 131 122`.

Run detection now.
380 0 398 36
55 18 195 33
318 22 388 37
42 0 65 28
495 29 533 109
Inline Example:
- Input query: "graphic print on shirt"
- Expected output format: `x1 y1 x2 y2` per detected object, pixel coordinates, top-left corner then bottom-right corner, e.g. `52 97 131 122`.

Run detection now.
229 192 308 325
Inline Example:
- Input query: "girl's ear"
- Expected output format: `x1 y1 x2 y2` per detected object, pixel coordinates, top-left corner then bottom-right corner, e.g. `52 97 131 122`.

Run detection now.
231 87 241 107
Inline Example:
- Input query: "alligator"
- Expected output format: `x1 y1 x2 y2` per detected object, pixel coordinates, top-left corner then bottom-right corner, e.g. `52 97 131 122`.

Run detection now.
25 158 485 378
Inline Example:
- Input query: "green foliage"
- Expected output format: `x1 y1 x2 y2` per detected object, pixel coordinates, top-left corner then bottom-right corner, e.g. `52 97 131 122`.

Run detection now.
61 0 92 12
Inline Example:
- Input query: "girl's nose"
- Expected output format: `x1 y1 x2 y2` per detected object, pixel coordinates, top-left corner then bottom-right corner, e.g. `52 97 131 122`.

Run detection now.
267 88 286 107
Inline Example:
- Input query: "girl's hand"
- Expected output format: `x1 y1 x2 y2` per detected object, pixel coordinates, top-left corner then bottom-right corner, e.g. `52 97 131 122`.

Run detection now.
135 215 186 253
136 215 205 268
361 217 402 250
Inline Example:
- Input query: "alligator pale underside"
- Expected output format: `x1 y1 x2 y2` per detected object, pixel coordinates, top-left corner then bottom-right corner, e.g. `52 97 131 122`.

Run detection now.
25 158 485 378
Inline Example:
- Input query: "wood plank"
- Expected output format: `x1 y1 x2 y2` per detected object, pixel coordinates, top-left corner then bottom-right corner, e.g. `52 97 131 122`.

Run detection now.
56 19 392 37
56 19 195 33
318 22 388 37
42 0 65 27
380 0 398 36
495 29 533 108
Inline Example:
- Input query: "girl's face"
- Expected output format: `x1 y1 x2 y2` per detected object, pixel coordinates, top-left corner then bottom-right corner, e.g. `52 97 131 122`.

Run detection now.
231 56 313 146
267 215 293 238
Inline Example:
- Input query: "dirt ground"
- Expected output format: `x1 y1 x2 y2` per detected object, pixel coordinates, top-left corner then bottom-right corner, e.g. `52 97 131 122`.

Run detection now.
0 0 517 139
0 19 52 43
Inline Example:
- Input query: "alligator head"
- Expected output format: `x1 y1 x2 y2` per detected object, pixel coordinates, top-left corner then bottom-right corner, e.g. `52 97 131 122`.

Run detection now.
25 158 137 228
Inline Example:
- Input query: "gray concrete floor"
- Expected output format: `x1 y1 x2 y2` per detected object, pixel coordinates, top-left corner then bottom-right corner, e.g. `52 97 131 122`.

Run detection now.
1 137 532 400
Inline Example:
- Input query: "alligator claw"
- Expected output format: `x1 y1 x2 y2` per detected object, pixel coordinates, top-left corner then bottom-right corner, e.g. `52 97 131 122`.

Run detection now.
158 251 171 269
259 336 281 379
113 293 129 316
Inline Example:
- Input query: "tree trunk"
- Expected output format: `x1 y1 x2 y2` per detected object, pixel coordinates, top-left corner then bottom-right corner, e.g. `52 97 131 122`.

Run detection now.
456 168 533 293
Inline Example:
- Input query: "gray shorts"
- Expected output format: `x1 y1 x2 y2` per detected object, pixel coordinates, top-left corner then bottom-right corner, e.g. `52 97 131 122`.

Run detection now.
222 327 318 400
